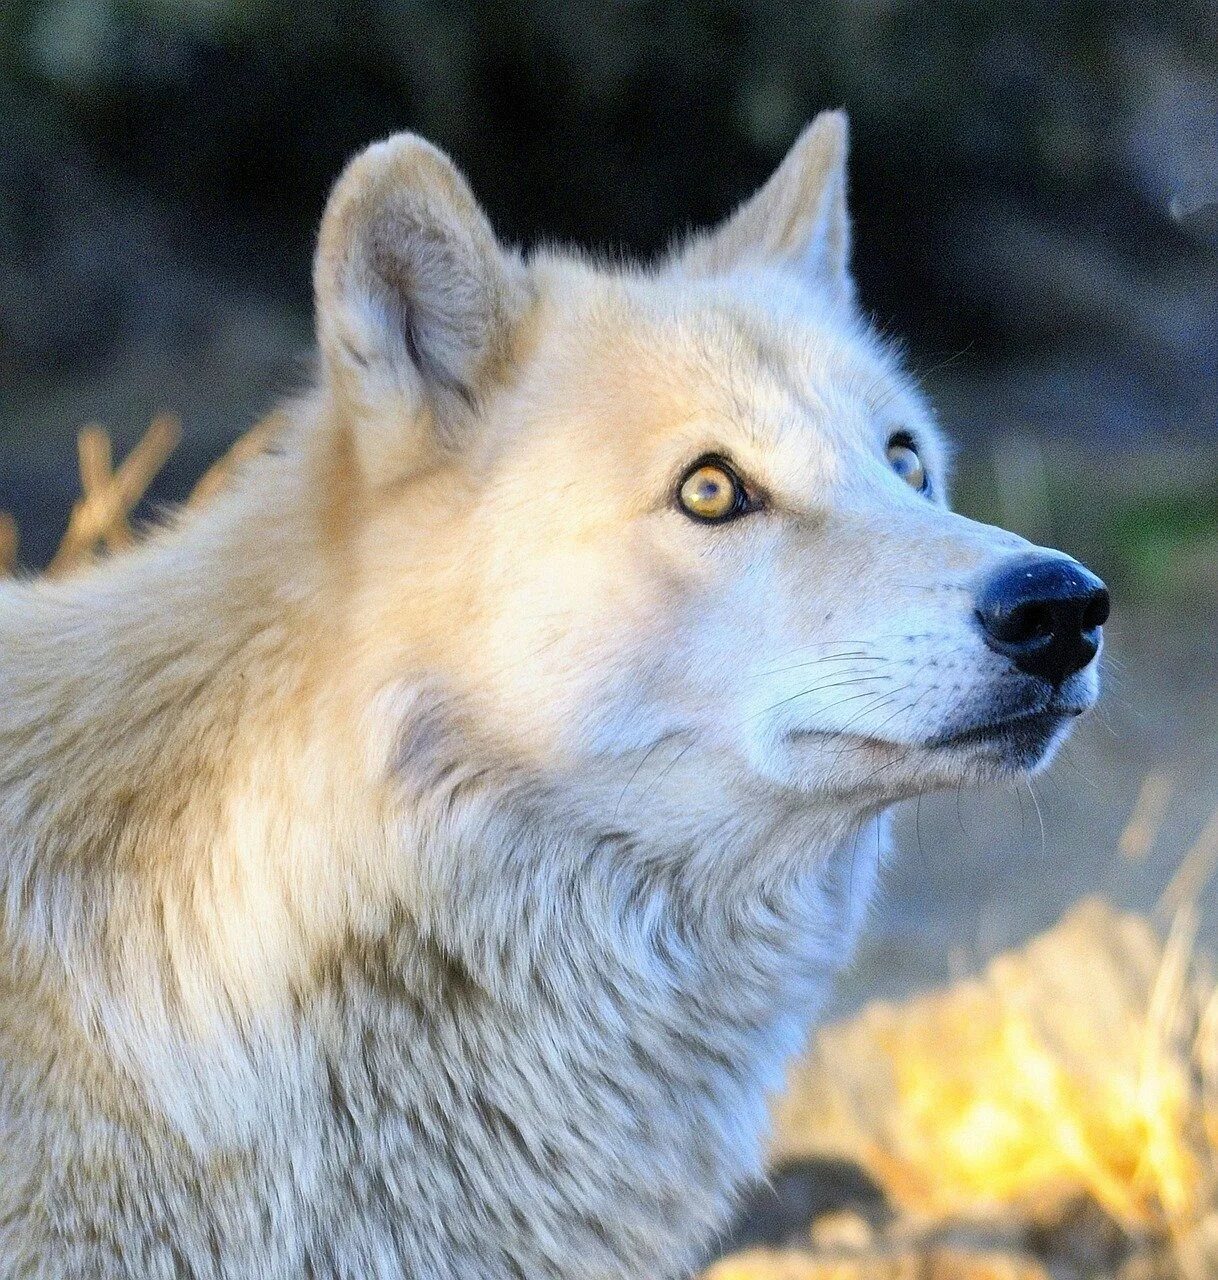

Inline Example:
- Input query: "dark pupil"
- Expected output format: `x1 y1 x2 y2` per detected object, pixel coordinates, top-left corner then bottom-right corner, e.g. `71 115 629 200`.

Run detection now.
698 477 725 501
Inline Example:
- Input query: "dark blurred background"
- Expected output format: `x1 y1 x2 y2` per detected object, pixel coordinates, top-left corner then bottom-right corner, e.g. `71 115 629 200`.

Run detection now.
2 1 1217 978
4 2 1218 571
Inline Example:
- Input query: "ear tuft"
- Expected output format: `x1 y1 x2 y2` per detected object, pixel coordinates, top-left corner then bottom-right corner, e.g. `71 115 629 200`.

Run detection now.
314 134 525 477
676 109 855 306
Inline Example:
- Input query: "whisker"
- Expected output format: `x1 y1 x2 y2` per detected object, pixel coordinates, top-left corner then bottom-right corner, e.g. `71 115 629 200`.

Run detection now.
1025 778 1047 863
865 686 933 741
754 653 887 678
820 691 907 773
746 631 950 676
631 683 905 811
905 341 975 392
613 730 688 819
846 731 924 793
914 792 929 875
634 736 700 809
1053 743 1101 791
744 675 895 727
848 822 860 905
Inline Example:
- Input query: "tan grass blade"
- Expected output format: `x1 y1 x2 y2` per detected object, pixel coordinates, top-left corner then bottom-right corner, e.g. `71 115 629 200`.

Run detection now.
46 413 180 577
1159 804 1218 922
187 414 280 507
1121 773 1174 862
0 512 17 576
76 425 133 552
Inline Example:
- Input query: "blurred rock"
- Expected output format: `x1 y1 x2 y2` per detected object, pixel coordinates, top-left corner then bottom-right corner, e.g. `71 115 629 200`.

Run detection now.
724 1158 891 1255
809 1210 876 1253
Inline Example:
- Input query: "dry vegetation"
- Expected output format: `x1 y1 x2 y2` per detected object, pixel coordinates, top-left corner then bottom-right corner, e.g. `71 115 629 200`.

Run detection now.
709 789 1218 1280
0 413 275 578
2 420 1215 1280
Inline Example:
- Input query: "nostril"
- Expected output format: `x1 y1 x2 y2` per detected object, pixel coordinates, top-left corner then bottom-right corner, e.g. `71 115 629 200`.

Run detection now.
976 598 1056 647
1082 589 1110 631
1007 601 1055 644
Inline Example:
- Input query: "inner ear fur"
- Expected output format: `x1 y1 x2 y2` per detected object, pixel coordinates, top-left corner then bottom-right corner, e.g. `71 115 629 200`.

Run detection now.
676 109 855 306
314 133 527 478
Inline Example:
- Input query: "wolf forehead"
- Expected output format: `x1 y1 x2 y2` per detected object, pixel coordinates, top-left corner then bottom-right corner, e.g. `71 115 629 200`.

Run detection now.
479 259 944 496
314 114 945 501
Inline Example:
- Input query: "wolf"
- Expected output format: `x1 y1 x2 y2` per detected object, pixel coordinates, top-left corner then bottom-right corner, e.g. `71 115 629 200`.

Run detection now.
0 111 1107 1278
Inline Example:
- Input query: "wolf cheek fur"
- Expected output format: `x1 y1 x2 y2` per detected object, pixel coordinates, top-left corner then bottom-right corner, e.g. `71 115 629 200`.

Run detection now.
0 110 1102 1277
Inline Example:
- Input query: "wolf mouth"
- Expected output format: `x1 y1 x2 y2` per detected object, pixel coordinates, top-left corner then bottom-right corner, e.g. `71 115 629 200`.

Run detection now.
786 701 1088 782
925 704 1084 753
788 702 1085 755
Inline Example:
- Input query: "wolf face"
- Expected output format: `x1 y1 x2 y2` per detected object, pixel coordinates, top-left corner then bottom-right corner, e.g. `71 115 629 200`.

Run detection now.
315 115 1106 841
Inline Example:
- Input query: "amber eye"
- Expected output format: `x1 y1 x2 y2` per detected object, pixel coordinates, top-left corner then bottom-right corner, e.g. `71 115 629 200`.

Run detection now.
677 457 750 523
886 433 928 493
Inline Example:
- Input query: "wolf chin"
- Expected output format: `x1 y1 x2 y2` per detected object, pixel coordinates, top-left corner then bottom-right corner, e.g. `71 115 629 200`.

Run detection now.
0 112 1106 1278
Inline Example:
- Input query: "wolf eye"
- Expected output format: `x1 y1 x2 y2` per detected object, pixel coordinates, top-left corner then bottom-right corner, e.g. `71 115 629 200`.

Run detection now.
886 433 928 493
677 457 751 523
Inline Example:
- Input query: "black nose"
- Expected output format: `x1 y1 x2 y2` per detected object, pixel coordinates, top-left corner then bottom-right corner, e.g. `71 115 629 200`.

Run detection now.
975 554 1109 686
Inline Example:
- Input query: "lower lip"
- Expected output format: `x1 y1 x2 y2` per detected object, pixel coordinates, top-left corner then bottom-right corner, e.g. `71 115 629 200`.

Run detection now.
787 706 1083 755
930 708 1076 751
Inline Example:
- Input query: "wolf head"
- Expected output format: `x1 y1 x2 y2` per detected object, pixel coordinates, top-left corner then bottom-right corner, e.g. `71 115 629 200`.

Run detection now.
310 113 1106 835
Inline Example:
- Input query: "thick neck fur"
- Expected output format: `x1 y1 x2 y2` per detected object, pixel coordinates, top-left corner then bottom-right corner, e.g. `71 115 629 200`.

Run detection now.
0 416 882 1279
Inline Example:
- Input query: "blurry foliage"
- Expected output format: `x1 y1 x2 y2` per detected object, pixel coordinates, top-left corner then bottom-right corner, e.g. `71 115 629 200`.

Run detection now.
1108 488 1218 599
955 444 1218 605
2 0 1217 358
758 897 1218 1280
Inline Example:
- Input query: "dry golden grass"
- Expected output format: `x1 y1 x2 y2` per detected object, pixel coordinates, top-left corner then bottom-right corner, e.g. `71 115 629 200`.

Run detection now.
717 797 1218 1280
704 1247 1052 1280
1121 775 1175 863
0 414 274 577
185 413 280 510
46 413 181 575
0 512 17 576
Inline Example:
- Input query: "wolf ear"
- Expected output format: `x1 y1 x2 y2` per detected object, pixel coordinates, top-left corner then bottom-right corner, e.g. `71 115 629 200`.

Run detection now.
314 133 526 479
677 110 854 305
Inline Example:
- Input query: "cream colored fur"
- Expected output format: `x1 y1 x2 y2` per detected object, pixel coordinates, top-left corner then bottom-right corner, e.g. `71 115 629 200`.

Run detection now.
0 114 1100 1278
